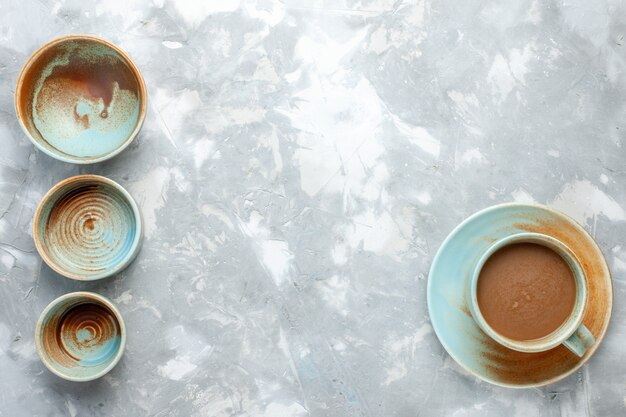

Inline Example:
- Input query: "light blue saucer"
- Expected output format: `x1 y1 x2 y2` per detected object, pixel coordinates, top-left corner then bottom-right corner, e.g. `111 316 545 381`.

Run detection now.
427 203 612 388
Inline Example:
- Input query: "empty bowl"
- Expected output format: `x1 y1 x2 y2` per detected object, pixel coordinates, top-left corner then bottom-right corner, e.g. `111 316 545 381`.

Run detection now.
33 175 142 280
15 35 147 164
35 292 126 381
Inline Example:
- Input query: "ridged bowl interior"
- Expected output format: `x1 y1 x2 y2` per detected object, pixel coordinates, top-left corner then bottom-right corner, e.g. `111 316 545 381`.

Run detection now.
36 292 126 381
16 36 146 163
34 175 142 280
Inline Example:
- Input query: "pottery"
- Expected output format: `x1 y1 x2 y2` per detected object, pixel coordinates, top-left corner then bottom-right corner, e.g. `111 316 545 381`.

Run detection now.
468 232 595 357
15 35 147 164
33 175 142 280
35 292 126 381
427 203 612 388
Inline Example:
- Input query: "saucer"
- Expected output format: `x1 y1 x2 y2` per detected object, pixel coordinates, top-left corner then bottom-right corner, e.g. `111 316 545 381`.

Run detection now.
427 203 612 388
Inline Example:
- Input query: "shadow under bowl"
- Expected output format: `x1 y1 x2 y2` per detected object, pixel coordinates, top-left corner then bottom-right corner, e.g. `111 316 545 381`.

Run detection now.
15 35 147 164
33 175 143 281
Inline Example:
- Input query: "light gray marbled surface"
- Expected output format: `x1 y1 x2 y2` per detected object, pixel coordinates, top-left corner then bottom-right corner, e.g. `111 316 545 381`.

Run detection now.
1 0 625 416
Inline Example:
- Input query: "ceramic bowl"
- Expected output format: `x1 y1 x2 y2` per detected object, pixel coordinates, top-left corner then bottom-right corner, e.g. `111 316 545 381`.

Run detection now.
15 35 147 164
33 175 142 280
35 292 126 381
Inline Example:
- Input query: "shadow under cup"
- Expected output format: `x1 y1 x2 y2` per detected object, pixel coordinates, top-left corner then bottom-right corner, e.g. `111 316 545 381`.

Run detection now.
469 233 593 356
35 292 126 381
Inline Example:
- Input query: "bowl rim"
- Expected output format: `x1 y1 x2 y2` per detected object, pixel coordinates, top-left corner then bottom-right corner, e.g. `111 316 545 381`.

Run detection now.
34 291 127 382
33 174 143 281
14 34 148 164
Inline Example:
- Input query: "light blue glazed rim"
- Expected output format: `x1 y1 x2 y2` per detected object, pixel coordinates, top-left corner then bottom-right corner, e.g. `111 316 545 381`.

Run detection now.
35 291 126 382
427 203 612 388
14 35 147 164
468 232 588 353
33 175 143 281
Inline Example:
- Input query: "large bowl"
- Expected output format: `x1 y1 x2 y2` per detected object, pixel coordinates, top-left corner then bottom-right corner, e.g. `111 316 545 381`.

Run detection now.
15 35 147 164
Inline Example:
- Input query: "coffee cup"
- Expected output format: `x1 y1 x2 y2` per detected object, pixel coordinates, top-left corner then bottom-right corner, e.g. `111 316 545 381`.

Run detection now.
468 232 595 357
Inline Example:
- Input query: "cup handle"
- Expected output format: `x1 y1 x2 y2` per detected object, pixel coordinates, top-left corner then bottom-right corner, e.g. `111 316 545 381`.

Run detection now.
563 324 595 357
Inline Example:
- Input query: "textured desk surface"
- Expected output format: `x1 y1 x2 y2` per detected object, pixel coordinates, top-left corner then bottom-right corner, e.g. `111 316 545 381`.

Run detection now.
1 1 625 416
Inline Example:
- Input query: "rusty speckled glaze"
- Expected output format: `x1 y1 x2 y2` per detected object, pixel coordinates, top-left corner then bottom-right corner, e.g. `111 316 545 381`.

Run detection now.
33 175 143 280
35 292 126 381
427 203 612 388
15 35 147 164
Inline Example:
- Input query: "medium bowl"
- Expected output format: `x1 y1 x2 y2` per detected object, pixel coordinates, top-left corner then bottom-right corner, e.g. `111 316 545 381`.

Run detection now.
33 175 142 280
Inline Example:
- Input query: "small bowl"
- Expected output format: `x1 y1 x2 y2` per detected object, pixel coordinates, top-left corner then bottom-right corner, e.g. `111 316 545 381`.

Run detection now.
15 35 147 164
33 175 142 280
35 292 126 381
